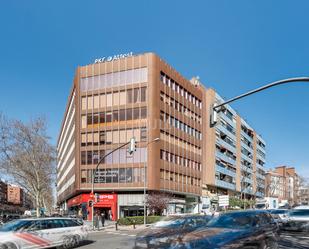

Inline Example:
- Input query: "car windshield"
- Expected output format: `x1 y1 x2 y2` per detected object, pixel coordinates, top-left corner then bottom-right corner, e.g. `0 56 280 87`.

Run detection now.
0 220 32 232
153 218 186 228
206 213 254 229
289 210 309 216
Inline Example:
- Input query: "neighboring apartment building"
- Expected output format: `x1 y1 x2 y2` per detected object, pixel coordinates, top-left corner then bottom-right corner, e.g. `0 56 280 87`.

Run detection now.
265 166 300 205
299 186 309 205
7 185 21 205
203 90 266 201
57 52 266 219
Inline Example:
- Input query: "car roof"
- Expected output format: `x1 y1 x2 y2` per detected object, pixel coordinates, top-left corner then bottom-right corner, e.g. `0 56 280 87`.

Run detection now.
17 217 80 221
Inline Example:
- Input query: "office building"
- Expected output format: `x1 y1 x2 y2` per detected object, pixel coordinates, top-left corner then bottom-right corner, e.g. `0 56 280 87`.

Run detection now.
57 52 266 219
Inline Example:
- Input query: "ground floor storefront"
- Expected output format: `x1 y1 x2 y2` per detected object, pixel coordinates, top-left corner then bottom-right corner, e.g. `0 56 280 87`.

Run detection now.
63 192 200 221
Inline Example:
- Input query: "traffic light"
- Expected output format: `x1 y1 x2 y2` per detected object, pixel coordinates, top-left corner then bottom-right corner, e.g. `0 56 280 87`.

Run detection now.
128 137 136 155
210 104 218 127
88 200 93 207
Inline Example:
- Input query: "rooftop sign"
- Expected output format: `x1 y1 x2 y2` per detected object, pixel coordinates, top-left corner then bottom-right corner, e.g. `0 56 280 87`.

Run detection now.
94 52 133 64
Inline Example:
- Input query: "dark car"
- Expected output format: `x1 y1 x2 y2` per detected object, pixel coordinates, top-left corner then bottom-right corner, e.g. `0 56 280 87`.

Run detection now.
170 210 279 249
280 209 309 233
134 215 212 249
267 209 289 226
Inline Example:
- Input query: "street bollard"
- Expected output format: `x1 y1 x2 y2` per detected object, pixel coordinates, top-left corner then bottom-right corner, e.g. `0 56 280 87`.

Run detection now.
115 221 118 231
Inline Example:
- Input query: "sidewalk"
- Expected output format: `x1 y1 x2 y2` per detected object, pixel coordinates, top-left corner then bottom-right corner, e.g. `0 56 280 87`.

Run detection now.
87 223 147 233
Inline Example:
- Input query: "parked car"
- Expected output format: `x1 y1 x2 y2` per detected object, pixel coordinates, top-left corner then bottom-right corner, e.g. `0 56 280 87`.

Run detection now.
281 209 309 233
267 209 289 225
134 215 212 249
169 210 279 249
0 217 89 249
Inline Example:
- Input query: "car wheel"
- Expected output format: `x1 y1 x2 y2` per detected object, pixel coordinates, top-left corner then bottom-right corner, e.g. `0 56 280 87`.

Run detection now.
73 235 81 247
4 243 18 249
0 244 7 249
61 236 74 249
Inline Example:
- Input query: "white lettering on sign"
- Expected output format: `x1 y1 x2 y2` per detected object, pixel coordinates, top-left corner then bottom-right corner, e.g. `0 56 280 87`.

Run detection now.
94 52 133 64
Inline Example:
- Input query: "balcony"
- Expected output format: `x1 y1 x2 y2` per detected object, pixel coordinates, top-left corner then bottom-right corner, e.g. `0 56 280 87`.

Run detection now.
242 177 253 184
216 151 236 165
241 153 253 163
220 113 236 128
216 138 236 154
241 130 253 142
241 165 253 174
256 153 266 163
256 163 265 170
256 173 265 180
215 179 236 191
241 142 253 154
216 164 236 178
217 124 236 140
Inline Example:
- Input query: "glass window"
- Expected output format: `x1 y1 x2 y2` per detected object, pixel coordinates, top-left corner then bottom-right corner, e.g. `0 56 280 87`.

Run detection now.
119 109 126 121
106 93 112 107
127 89 133 103
93 95 99 109
87 151 92 164
113 92 119 106
133 108 140 119
113 111 119 122
99 112 105 123
106 112 112 122
81 115 87 129
106 131 112 144
93 132 99 145
87 96 93 109
81 133 86 146
141 87 146 102
126 168 132 183
119 90 126 105
87 133 93 146
113 131 119 144
81 151 86 165
126 109 133 120
141 107 147 119
93 113 99 124
141 127 147 141
119 130 126 143
81 97 87 110
100 94 106 108
99 131 105 145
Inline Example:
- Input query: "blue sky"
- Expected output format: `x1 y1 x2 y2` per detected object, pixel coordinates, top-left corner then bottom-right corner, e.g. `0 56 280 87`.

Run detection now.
0 1 308 175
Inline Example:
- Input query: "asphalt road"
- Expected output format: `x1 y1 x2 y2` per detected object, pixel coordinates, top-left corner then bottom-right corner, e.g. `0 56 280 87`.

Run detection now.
77 229 309 249
78 229 138 249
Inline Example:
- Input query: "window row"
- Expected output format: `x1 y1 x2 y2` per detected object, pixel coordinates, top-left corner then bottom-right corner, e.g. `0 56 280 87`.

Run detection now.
160 72 202 109
216 144 237 161
219 118 235 135
241 146 253 159
241 125 254 138
257 148 266 159
216 159 236 173
81 167 145 184
160 169 201 186
215 130 236 148
81 127 147 146
160 112 202 140
81 147 147 165
219 105 235 122
160 131 201 155
81 87 147 110
80 68 148 92
160 92 201 124
160 150 201 171
81 107 147 128
256 159 265 167
241 135 253 149
257 139 266 149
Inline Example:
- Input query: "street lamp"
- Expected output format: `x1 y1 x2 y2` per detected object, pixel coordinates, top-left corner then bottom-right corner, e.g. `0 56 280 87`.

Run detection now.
144 137 160 226
91 138 135 230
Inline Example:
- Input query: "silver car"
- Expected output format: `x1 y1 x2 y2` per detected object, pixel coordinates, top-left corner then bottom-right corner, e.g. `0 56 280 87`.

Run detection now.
0 218 89 249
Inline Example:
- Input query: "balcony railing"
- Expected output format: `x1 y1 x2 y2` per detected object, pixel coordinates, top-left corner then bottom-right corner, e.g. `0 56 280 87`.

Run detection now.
241 153 253 163
220 113 236 128
216 165 236 178
215 179 236 190
241 130 253 142
216 151 236 165
217 124 236 139
216 138 236 154
242 177 253 184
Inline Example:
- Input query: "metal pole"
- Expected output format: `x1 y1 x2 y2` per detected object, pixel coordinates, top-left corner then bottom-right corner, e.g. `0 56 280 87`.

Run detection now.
213 77 309 111
144 138 160 226
91 140 131 230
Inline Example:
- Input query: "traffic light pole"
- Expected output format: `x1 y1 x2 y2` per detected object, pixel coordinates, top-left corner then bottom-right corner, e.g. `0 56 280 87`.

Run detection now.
91 140 133 230
210 77 309 127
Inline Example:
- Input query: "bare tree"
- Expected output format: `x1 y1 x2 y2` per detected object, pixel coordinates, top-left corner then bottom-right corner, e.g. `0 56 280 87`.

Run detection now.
146 191 172 215
0 114 56 217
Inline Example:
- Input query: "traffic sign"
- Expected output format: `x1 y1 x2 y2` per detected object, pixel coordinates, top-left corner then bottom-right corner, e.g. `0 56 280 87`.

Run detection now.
218 195 229 207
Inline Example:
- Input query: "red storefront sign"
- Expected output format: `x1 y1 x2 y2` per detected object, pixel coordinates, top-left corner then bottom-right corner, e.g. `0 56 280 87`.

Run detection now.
67 193 118 221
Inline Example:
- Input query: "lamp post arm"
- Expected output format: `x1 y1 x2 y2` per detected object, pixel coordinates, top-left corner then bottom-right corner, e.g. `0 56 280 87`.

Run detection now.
91 141 130 193
213 77 309 111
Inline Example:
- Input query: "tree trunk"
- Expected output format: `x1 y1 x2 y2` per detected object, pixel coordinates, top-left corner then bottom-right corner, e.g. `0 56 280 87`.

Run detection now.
36 193 40 218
